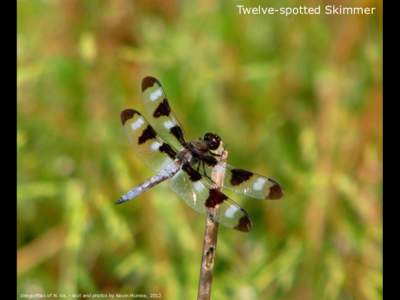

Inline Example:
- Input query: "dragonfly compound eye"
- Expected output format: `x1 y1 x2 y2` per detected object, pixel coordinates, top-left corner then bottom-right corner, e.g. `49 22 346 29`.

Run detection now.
204 132 221 150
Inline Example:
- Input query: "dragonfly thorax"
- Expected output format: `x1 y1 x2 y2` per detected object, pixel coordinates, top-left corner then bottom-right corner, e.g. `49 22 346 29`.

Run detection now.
176 148 194 164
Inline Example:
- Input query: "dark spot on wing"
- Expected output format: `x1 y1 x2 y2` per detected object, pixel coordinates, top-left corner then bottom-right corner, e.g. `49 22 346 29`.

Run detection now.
205 189 228 208
230 169 253 186
142 76 160 92
170 126 186 146
234 215 252 232
182 163 202 181
138 125 157 144
120 109 140 125
159 143 177 159
267 179 283 200
153 98 171 117
202 155 218 167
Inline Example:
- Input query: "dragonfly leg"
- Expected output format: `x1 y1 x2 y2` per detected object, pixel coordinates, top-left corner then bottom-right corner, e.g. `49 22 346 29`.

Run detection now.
202 161 215 184
196 161 201 173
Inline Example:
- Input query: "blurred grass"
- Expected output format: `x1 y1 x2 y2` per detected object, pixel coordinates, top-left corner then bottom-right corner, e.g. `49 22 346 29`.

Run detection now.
17 0 382 299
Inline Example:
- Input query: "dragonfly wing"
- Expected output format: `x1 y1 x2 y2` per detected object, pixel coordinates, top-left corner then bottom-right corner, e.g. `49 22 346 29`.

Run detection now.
141 76 187 150
168 170 252 232
223 164 283 200
203 163 283 200
120 108 178 172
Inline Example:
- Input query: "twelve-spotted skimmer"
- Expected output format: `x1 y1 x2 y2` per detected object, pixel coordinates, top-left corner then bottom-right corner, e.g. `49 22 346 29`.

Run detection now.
117 76 283 232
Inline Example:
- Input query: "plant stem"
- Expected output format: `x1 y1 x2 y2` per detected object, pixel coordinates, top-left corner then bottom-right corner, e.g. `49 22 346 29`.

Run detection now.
197 148 228 300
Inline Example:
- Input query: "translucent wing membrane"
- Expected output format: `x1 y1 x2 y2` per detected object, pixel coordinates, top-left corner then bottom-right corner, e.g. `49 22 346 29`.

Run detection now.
168 170 252 232
141 76 187 150
203 163 283 200
120 108 178 172
223 164 283 200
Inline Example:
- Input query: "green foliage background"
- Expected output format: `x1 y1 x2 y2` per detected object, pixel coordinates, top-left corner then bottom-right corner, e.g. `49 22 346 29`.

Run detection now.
17 0 382 299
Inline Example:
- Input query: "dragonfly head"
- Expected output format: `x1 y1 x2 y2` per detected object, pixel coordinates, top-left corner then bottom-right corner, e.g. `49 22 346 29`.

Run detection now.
203 132 221 150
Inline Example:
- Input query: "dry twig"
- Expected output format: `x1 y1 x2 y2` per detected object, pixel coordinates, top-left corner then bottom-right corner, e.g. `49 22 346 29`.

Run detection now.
197 147 228 300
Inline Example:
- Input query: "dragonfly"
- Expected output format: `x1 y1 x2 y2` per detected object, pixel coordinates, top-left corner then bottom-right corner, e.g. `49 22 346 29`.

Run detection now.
117 76 283 232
